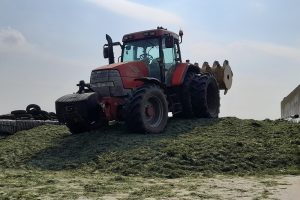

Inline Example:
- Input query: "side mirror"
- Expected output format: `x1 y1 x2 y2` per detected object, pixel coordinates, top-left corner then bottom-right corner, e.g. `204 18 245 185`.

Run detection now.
125 45 131 50
103 46 109 58
165 36 174 48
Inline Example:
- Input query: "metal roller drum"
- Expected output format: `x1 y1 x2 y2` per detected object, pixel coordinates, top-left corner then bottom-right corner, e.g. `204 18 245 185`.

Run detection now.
201 60 233 94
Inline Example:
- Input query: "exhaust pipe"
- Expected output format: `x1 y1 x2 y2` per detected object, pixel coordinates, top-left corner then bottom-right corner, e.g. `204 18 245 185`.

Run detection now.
105 34 115 64
103 34 123 64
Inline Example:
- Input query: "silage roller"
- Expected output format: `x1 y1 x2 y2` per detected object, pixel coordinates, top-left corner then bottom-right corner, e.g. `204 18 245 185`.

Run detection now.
201 60 233 94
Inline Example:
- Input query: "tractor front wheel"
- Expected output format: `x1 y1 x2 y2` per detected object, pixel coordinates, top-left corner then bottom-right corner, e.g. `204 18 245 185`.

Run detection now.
125 85 168 133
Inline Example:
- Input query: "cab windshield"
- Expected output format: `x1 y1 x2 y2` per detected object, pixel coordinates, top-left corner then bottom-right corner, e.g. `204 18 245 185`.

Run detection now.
122 38 160 63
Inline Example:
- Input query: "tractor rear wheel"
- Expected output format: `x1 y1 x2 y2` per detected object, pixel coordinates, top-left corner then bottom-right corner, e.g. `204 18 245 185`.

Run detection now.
190 75 220 118
174 72 195 118
125 85 168 133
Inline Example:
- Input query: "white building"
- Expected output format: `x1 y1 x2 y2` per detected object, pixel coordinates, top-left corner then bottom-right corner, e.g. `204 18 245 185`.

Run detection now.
281 85 300 118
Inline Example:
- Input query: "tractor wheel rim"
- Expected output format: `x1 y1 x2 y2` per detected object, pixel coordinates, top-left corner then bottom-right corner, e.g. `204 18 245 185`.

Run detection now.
145 105 155 117
144 96 163 127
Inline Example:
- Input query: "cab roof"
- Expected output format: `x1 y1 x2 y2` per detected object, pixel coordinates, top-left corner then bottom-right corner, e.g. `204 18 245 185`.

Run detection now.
122 27 179 42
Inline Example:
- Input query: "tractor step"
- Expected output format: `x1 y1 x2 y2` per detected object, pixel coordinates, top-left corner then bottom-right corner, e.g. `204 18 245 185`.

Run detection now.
168 93 182 114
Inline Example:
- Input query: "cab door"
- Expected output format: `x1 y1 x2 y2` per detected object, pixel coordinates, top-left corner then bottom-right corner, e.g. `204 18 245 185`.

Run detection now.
162 38 181 85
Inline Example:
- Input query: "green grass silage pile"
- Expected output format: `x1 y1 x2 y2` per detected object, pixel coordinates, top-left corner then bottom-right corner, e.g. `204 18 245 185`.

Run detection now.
0 117 299 178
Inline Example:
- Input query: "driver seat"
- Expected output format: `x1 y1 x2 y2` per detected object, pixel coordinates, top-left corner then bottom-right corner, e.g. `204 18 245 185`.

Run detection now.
149 59 161 80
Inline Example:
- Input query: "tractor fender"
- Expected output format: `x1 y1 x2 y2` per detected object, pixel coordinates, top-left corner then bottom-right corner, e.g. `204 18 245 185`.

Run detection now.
171 63 200 86
135 77 164 88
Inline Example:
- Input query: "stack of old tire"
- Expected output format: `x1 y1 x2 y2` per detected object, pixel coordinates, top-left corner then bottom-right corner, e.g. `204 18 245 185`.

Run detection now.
0 104 57 121
0 104 58 135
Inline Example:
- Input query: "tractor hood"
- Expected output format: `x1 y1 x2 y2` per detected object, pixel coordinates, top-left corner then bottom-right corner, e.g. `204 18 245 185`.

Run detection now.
93 61 149 78
90 61 150 91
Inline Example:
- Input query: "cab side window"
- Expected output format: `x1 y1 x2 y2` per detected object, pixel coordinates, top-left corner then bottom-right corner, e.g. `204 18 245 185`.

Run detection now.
162 38 176 71
174 40 181 62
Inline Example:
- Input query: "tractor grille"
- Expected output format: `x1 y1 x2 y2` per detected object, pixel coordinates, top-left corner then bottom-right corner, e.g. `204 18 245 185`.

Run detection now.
90 70 128 97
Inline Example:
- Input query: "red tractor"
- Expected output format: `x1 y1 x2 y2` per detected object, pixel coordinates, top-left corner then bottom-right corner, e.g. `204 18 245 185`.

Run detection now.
56 27 233 134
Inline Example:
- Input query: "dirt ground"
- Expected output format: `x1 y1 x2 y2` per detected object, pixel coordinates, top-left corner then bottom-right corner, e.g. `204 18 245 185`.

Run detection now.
273 176 300 200
0 169 299 199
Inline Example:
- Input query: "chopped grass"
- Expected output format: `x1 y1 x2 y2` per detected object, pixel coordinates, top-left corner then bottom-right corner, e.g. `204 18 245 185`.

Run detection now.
0 117 299 178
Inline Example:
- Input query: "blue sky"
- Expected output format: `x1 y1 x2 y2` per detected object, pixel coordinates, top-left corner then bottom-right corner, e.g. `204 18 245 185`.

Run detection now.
0 0 299 119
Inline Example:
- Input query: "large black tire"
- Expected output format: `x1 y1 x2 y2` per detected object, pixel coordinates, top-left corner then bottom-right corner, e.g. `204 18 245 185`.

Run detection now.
26 104 41 115
0 114 16 120
11 110 27 115
174 72 195 118
190 75 220 118
40 110 51 120
125 85 168 133
48 112 57 120
33 114 45 120
15 113 33 120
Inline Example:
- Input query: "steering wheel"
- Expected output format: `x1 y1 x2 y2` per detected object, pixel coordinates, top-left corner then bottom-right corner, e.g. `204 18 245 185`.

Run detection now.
139 54 153 64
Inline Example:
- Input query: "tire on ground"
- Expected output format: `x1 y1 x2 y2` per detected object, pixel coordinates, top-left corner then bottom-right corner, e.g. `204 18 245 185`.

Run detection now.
190 75 220 118
125 84 168 133
15 113 33 120
33 114 45 120
48 112 57 120
40 110 51 120
11 110 27 115
0 114 16 120
26 104 41 114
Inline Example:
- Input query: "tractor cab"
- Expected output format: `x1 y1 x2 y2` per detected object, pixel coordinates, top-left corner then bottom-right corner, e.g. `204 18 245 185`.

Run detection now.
103 27 183 85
